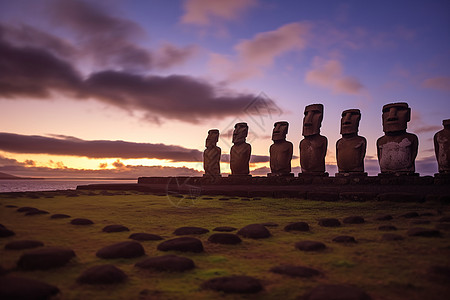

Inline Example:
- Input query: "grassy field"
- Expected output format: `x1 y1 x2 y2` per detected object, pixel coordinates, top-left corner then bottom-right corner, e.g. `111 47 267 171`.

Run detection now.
0 190 449 299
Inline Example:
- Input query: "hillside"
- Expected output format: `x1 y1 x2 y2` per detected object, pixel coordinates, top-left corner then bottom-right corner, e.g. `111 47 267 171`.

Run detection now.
0 172 20 179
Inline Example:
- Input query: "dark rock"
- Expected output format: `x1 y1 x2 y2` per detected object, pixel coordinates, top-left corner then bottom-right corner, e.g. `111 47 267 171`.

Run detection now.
407 227 441 237
135 255 195 272
411 220 430 225
343 216 365 224
240 198 251 201
173 226 209 235
301 284 372 300
50 214 71 219
400 212 419 218
218 198 230 201
0 226 15 238
5 205 17 208
70 218 94 225
270 265 321 278
427 265 450 283
102 225 130 233
202 197 214 200
375 214 393 221
213 226 237 232
378 225 397 231
157 237 204 253
129 233 163 241
77 265 127 284
261 222 279 227
420 212 434 217
96 241 145 259
237 224 271 239
202 275 262 294
435 223 450 230
208 233 242 245
25 210 49 216
318 218 341 227
438 216 450 222
5 240 44 250
381 233 404 241
295 241 326 251
284 222 310 232
332 235 356 243
0 276 60 299
17 247 75 270
17 207 38 212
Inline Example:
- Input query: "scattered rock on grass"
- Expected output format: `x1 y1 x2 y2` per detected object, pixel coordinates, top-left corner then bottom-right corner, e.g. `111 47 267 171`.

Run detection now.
50 214 71 219
213 226 236 232
157 237 204 253
135 255 195 272
411 220 430 225
295 241 326 251
343 216 365 224
378 225 397 231
381 234 404 241
25 209 49 216
70 218 94 225
270 265 321 278
332 236 356 243
400 212 419 218
202 275 262 294
96 241 145 259
375 215 393 221
0 226 15 238
102 225 130 233
284 222 309 232
0 276 60 299
77 265 127 284
18 247 76 270
5 240 44 250
208 233 242 245
5 205 18 208
407 228 440 237
237 224 271 239
301 284 372 300
318 218 341 227
17 207 38 212
129 233 163 241
173 227 209 235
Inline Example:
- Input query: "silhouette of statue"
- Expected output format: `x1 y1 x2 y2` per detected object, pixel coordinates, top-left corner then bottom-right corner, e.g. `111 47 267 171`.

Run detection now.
434 119 450 174
203 129 221 177
299 104 328 175
336 109 367 175
268 121 293 176
230 122 251 176
377 102 418 175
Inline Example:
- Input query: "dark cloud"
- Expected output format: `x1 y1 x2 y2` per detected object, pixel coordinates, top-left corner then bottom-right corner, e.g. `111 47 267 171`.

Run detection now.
0 33 275 123
155 44 199 69
0 132 203 161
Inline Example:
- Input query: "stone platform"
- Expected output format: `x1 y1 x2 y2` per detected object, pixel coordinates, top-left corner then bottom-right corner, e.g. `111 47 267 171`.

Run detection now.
76 175 450 202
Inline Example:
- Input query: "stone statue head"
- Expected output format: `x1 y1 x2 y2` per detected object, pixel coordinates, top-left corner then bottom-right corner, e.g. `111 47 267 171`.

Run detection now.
382 102 410 133
272 121 289 141
232 122 248 144
302 104 323 137
340 109 361 135
443 119 450 129
206 129 219 148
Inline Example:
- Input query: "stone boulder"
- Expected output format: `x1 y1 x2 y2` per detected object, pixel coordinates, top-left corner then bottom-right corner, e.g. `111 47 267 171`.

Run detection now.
96 241 145 259
295 241 326 251
208 233 242 245
135 255 195 272
0 276 60 299
237 224 271 239
157 237 204 253
17 247 76 270
77 265 127 284
284 222 310 232
102 225 130 233
270 265 321 278
318 218 341 227
301 284 372 300
202 275 262 293
70 218 94 225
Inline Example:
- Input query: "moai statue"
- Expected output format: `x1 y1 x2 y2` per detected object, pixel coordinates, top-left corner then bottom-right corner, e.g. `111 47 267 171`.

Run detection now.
230 122 251 176
299 104 328 175
434 119 450 174
203 129 221 177
377 102 418 175
268 121 293 176
336 109 367 175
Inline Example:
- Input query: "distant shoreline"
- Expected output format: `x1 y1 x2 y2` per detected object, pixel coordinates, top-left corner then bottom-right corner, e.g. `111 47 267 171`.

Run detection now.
0 177 136 180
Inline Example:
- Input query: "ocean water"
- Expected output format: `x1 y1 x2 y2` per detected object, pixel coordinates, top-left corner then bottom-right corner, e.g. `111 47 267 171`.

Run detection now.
0 179 137 193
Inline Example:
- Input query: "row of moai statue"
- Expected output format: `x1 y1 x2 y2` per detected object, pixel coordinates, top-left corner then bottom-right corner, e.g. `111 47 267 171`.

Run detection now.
203 102 450 177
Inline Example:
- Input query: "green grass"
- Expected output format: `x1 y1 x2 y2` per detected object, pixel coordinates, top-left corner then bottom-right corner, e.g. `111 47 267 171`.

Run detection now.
1 191 449 300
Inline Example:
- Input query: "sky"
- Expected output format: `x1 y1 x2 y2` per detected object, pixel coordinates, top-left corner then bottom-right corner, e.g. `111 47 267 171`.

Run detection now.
0 0 449 178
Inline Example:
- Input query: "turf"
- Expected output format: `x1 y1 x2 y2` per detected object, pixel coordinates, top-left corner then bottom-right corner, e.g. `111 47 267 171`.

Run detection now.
0 190 449 299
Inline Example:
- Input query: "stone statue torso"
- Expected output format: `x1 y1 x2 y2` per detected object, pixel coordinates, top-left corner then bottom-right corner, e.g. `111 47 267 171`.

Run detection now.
203 146 221 175
300 135 327 173
434 128 450 173
270 140 293 175
336 136 366 173
230 142 251 175
377 133 418 173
